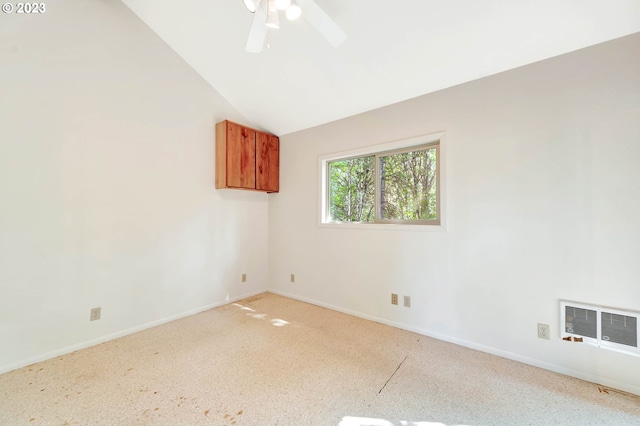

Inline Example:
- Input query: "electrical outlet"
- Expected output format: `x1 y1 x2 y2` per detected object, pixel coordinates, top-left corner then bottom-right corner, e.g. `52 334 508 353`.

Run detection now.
90 307 101 321
290 274 295 283
391 293 398 305
404 296 411 308
241 273 247 282
538 323 550 340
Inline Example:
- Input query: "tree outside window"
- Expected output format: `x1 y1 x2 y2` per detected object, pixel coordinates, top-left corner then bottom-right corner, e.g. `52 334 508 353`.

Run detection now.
326 143 439 225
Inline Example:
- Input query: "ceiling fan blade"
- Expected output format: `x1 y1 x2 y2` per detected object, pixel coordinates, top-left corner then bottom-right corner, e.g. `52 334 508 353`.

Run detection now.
245 0 268 53
297 0 347 47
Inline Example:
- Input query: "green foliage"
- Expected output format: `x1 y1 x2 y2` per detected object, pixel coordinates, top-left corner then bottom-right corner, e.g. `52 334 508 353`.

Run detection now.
328 146 438 223
380 148 437 220
328 156 375 222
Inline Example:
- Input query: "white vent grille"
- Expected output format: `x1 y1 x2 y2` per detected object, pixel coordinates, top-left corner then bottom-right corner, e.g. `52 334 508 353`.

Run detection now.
601 311 637 348
560 301 640 357
565 305 597 339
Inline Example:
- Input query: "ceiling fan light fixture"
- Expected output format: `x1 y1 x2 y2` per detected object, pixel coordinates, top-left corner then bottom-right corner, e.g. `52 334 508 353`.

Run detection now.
242 0 258 13
274 0 291 11
266 2 280 29
286 2 301 20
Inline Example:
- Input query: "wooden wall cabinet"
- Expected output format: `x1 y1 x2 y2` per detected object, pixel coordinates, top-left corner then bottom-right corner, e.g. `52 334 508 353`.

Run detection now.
215 120 279 193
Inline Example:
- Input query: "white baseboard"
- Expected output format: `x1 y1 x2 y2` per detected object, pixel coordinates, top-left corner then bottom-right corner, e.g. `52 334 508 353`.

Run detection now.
267 289 640 396
0 289 267 375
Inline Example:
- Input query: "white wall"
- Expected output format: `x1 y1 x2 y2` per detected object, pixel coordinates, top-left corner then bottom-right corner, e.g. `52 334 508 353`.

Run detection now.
0 0 269 372
269 33 640 394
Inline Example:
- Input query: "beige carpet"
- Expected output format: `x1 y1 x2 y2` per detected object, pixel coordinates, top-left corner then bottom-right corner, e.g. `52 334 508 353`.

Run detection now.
1 292 639 425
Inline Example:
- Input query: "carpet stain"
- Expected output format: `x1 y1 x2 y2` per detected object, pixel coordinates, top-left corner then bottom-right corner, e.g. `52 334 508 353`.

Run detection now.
598 386 640 398
204 409 210 416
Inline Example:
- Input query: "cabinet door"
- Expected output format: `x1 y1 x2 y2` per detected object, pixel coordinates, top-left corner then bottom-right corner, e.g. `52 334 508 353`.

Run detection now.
256 132 279 192
226 122 256 189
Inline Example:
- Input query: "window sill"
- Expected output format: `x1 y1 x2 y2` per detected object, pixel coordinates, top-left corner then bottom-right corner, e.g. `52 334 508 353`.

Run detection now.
318 222 446 232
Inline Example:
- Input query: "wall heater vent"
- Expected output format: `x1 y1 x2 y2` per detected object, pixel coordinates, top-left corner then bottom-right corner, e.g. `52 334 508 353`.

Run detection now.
560 301 640 357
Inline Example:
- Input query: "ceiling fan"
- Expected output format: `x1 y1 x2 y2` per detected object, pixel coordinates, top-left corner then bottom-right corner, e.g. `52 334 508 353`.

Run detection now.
242 0 347 53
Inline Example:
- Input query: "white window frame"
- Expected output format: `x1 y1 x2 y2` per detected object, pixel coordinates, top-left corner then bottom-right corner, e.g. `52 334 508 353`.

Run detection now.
318 132 446 231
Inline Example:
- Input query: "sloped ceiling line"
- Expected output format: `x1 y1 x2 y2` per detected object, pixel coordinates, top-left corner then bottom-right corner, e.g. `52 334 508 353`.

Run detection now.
121 0 640 135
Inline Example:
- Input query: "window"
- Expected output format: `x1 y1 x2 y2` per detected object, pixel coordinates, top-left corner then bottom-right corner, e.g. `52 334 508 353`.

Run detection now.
320 133 444 228
328 156 376 223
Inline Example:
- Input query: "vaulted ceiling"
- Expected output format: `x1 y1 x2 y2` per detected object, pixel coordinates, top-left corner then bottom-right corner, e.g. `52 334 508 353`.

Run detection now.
121 0 640 136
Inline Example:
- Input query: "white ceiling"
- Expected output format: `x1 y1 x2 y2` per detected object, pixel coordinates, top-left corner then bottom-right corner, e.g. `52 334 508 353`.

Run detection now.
121 0 640 136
